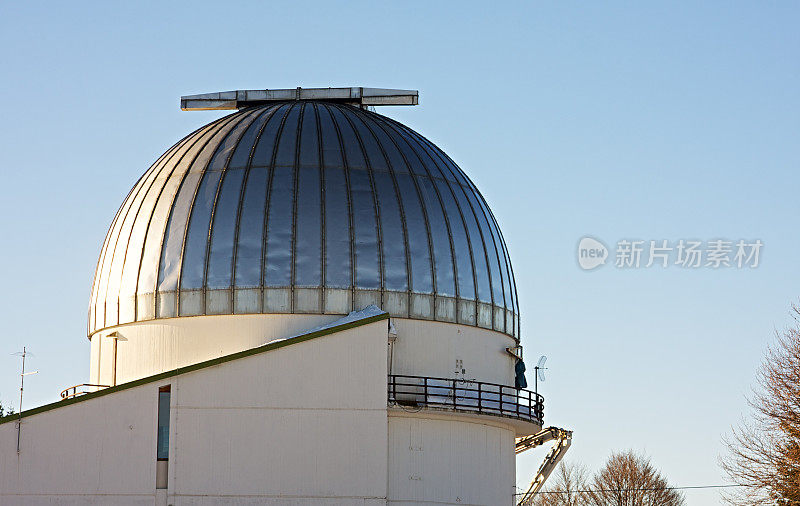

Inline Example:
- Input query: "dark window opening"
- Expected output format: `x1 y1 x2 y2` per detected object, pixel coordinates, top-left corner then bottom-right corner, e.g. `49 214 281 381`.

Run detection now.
157 386 170 460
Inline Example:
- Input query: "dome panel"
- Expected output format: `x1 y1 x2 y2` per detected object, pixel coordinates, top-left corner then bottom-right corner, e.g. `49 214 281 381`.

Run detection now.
89 102 519 338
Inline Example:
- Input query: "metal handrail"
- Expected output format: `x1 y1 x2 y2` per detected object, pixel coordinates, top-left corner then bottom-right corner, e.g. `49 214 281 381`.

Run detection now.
387 374 544 425
60 383 111 400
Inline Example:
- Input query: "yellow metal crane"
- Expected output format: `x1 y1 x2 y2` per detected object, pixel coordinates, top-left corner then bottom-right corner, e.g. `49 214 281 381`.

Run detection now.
516 427 574 505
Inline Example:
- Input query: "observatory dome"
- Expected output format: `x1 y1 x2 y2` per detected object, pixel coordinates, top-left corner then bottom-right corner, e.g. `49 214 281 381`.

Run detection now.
89 101 518 338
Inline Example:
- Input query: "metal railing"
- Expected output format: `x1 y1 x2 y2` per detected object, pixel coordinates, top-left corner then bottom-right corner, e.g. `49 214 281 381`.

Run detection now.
60 384 110 400
388 374 543 425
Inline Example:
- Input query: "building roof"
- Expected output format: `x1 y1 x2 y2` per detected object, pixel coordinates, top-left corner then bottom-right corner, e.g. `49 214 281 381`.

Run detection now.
88 101 519 338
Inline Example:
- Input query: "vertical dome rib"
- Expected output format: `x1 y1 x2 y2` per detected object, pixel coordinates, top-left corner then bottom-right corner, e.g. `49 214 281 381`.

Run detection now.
95 133 184 327
89 102 519 339
152 111 248 318
353 111 411 297
366 110 479 319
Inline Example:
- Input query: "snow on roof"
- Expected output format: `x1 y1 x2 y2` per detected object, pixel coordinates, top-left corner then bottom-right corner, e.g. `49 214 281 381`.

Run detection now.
265 305 387 345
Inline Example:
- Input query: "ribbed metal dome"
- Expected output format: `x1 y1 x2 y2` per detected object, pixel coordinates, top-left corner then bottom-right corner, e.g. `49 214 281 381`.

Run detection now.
89 102 519 338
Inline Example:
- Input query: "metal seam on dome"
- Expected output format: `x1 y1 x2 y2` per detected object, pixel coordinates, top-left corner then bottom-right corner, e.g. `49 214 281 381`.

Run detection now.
368 112 436 299
236 105 286 297
488 208 520 337
383 117 498 323
112 131 201 327
360 111 434 307
145 113 241 320
258 104 293 307
359 112 419 301
375 118 446 304
402 121 481 306
89 151 165 333
89 159 158 308
89 137 179 335
368 110 518 336
408 128 518 338
110 124 217 326
397 128 457 306
360 109 388 304
436 167 482 313
435 144 518 330
169 110 255 316
158 115 249 318
406 127 509 332
158 112 260 302
98 119 220 330
337 106 385 303
209 107 276 305
450 155 508 332
385 113 460 305
353 110 413 312
261 103 296 298
313 104 327 312
199 114 254 313
484 206 516 332
95 141 176 327
206 109 266 303
230 106 282 306
322 103 356 308
318 103 354 294
288 102 305 311
460 169 512 333
367 109 474 311
93 113 234 333
499 224 520 337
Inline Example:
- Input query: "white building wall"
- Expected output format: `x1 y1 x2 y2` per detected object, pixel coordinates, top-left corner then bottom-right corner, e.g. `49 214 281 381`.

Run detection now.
167 320 389 505
0 383 161 505
2 319 389 506
390 319 517 386
90 313 339 386
387 412 517 506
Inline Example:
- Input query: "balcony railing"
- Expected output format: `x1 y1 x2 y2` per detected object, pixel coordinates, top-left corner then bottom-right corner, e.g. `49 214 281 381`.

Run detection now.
388 374 543 425
60 383 110 400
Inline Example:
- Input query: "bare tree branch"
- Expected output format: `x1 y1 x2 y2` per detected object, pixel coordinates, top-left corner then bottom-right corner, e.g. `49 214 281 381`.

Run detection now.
721 304 800 505
585 451 685 506
529 452 683 506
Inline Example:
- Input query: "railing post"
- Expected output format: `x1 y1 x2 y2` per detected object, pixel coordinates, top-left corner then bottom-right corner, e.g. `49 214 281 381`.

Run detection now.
452 379 457 408
478 382 482 412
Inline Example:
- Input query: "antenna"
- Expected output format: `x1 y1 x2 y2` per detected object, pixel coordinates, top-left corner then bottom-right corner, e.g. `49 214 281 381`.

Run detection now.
536 356 547 381
534 355 548 398
12 347 38 454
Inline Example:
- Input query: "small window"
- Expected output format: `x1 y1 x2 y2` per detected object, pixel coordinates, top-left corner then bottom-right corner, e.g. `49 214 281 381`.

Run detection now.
157 386 170 460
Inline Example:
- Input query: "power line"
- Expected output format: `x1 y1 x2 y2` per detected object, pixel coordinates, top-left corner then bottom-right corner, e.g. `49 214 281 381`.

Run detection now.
514 484 745 496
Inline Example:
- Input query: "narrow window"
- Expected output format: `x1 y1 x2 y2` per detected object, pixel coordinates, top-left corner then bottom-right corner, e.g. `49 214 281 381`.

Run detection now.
156 385 170 489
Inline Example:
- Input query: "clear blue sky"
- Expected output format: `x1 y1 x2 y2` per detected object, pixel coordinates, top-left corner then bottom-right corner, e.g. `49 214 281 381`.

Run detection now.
1 2 797 503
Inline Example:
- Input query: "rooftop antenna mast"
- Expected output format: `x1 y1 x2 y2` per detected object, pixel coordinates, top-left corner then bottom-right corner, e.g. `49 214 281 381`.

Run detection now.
12 347 38 454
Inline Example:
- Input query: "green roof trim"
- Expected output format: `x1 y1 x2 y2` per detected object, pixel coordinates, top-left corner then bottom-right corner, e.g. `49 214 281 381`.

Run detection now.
0 311 389 425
